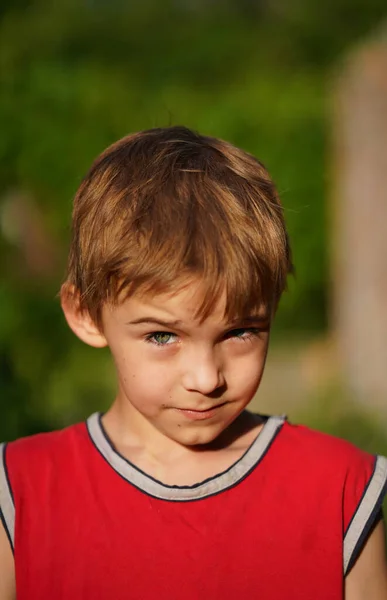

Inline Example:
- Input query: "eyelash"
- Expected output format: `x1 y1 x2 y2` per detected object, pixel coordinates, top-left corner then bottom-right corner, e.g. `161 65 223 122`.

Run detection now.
144 328 262 347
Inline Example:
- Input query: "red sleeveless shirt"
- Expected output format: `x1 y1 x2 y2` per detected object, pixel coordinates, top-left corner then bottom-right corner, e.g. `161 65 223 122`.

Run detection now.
1 414 386 599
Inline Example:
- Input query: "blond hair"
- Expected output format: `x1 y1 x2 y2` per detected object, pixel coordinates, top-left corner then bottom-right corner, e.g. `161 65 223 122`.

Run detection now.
66 126 293 326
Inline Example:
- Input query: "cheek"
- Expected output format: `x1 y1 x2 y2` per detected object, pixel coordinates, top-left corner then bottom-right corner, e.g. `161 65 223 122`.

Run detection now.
114 348 176 398
226 349 267 391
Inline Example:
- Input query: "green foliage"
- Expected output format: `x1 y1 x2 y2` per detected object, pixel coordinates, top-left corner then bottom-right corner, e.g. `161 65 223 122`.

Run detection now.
0 0 386 436
297 389 387 456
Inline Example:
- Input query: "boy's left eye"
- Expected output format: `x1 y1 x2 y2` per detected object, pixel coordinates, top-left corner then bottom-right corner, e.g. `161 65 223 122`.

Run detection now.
226 327 261 341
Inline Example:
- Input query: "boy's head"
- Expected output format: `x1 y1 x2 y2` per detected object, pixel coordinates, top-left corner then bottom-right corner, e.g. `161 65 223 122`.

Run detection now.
61 126 293 446
64 126 292 329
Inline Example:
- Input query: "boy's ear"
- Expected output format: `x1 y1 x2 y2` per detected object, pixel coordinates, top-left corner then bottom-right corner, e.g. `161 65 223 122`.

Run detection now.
60 283 108 348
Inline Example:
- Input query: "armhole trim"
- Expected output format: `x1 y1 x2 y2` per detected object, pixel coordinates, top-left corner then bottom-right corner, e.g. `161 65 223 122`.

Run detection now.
0 444 15 551
343 455 387 575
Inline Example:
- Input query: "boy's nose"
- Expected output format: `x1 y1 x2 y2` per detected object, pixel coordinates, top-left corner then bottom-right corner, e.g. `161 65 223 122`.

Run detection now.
181 350 225 395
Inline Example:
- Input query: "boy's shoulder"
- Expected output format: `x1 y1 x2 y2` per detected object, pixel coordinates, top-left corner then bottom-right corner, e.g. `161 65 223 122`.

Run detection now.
272 417 384 498
279 418 376 468
2 419 89 468
0 419 92 553
273 419 387 576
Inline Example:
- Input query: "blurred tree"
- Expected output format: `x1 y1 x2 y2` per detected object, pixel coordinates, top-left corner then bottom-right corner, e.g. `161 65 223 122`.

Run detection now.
0 0 386 437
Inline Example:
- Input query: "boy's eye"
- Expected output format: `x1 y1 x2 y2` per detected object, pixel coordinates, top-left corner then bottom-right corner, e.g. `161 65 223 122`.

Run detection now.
145 327 263 347
146 332 176 346
226 327 261 340
230 328 247 337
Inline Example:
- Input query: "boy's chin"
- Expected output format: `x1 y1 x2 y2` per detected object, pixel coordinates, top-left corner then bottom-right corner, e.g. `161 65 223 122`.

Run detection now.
167 421 229 448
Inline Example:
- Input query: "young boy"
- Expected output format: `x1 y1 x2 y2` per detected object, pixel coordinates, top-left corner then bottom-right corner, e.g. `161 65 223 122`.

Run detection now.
0 126 386 599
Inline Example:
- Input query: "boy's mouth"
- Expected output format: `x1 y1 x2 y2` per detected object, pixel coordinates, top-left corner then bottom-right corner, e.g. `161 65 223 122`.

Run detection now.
174 402 227 421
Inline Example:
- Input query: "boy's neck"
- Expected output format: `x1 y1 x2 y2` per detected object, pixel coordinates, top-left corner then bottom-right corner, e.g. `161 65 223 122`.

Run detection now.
101 401 265 486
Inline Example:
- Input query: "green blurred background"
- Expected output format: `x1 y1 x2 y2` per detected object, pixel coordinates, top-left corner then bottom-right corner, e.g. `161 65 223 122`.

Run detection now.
1 0 387 462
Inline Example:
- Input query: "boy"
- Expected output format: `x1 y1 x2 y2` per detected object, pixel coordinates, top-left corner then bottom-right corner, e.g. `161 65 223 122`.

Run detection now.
0 126 386 599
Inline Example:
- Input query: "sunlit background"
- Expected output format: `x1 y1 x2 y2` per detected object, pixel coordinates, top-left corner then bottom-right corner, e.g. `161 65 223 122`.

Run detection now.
1 0 387 463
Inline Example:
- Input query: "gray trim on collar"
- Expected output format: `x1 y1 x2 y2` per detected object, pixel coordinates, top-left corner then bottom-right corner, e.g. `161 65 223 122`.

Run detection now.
87 412 285 501
343 455 387 575
0 443 15 550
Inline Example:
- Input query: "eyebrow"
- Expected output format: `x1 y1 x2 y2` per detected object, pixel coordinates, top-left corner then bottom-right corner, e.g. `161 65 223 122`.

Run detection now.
126 317 184 328
126 314 270 329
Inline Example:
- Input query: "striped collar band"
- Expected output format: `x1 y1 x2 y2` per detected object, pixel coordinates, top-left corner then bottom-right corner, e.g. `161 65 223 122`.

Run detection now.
86 412 286 501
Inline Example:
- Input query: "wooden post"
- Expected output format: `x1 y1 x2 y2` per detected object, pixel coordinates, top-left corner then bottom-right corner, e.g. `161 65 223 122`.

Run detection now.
332 38 387 411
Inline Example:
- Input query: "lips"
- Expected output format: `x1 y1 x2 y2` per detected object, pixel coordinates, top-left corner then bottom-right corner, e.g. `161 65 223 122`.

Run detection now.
174 402 226 421
178 401 226 413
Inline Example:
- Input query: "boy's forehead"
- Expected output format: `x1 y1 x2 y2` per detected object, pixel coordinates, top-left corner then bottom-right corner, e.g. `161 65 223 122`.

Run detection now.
117 280 269 326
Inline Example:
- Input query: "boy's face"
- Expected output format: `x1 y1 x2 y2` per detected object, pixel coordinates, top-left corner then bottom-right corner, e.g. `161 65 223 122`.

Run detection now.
99 279 271 447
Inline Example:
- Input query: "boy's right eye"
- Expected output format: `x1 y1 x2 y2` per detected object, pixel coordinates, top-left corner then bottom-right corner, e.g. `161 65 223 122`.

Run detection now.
145 332 177 346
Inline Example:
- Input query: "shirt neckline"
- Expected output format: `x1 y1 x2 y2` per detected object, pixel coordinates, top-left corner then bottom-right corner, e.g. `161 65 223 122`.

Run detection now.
86 412 286 502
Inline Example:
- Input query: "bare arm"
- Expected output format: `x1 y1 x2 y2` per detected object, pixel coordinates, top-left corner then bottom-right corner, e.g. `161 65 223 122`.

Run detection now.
345 519 387 599
0 521 15 600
